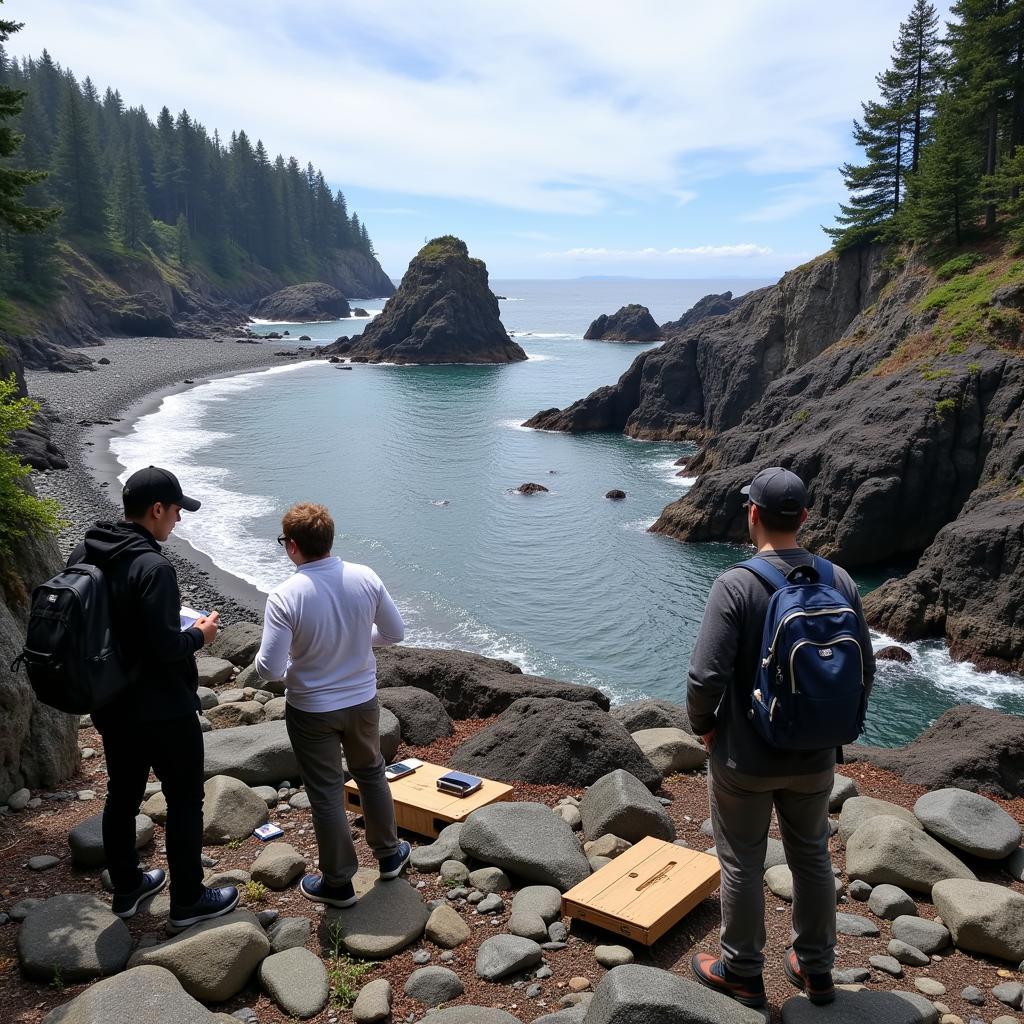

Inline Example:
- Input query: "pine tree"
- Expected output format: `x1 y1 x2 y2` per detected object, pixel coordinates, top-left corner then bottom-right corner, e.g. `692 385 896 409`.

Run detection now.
50 81 106 234
110 144 150 249
893 0 945 173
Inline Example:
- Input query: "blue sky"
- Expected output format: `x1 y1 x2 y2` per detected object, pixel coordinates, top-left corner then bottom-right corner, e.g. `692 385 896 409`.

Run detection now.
14 1 947 280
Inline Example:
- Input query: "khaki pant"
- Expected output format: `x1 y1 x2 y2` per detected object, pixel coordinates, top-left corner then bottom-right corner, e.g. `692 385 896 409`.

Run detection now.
285 697 399 886
709 758 836 977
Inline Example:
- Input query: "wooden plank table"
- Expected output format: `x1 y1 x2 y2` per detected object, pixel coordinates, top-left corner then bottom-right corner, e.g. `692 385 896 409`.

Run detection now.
561 836 721 944
344 761 513 839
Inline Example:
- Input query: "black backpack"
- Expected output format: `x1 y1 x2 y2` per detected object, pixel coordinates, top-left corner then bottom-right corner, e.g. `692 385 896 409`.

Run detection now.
11 560 132 714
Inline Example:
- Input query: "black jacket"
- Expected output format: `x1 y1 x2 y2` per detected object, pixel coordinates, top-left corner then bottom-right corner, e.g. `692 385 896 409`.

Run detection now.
68 521 204 728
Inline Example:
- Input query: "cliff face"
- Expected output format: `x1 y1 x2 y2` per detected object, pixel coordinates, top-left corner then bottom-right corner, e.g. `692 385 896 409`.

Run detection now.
329 236 527 364
528 243 1024 672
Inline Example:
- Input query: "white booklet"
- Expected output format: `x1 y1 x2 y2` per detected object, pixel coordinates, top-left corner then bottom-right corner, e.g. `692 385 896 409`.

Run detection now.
180 606 209 631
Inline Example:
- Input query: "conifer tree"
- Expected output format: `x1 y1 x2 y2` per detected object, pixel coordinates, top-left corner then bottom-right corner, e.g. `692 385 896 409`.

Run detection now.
50 81 106 234
110 144 150 249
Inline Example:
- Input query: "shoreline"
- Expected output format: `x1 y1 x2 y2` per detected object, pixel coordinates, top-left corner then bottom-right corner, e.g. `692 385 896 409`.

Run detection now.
26 335 314 623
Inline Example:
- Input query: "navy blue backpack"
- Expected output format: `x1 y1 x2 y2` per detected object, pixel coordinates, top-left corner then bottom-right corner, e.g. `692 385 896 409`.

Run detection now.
740 556 866 750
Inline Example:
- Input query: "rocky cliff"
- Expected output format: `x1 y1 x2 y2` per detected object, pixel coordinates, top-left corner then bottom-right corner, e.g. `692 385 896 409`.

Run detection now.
527 243 1024 672
584 304 661 341
323 236 527 364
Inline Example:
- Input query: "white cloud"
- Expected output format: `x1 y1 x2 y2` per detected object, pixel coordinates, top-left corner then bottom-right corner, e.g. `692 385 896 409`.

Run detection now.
740 170 845 223
13 1 915 216
366 207 422 216
540 244 773 260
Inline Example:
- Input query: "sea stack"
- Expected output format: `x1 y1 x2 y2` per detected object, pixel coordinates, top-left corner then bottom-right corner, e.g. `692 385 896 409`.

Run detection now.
327 236 526 364
584 304 661 342
251 282 351 321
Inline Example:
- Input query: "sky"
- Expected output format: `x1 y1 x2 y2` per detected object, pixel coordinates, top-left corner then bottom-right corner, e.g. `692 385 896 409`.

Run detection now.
12 1 948 281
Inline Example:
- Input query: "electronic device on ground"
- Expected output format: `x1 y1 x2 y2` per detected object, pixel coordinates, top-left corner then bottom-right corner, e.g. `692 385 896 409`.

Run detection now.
436 770 483 797
253 823 285 841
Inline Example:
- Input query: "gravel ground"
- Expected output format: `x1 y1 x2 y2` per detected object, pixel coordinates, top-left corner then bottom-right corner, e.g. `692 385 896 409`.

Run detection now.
25 335 316 623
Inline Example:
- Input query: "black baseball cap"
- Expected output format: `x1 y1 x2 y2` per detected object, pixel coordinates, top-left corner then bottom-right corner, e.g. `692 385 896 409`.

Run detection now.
741 467 806 517
122 466 201 512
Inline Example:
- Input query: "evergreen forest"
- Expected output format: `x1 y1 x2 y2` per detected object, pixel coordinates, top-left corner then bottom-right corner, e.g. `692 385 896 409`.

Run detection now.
0 29 377 304
831 0 1024 250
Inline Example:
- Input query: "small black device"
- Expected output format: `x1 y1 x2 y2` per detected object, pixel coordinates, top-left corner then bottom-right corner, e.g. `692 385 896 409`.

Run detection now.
436 770 483 797
384 761 418 781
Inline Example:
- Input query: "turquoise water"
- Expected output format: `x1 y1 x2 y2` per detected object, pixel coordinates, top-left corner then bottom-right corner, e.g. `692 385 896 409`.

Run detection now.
110 279 1024 746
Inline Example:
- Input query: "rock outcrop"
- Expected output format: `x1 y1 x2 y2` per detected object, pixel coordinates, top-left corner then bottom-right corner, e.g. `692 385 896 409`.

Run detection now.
321 236 526 364
584 305 661 342
251 283 351 322
659 290 744 334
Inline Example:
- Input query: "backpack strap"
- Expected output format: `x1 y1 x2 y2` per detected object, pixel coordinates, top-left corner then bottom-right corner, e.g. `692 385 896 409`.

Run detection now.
811 555 834 588
736 556 792 593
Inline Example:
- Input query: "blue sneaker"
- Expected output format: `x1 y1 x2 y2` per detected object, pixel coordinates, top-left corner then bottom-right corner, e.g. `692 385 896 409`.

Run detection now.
299 874 357 908
168 884 240 931
111 868 167 919
378 840 412 879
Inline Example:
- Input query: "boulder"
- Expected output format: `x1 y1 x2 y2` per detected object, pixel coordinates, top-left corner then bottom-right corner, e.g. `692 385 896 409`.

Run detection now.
263 697 287 721
375 645 609 718
404 966 465 1006
876 645 913 663
425 903 471 948
377 685 453 745
475 934 543 980
890 915 952 954
352 978 392 1024
321 879 429 958
1009 846 1024 883
328 237 526 364
932 878 1024 963
267 916 311 953
509 910 548 941
41 964 221 1024
451 698 660 790
584 835 632 860
196 657 234 686
610 699 691 734
18 894 133 982
205 701 264 729
196 687 219 711
510 885 563 924
830 773 859 811
69 812 153 867
203 775 268 843
204 720 298 785
605 489 626 500
587 964 766 1024
252 282 351 322
913 788 1022 860
377 706 401 763
410 822 467 871
127 910 270 1001
259 947 329 1019
888 939 930 967
579 769 676 844
838 796 923 844
584 305 662 342
780 988 940 1024
630 728 706 775
250 842 306 889
868 884 917 920
425 1011 523 1024
469 866 511 892
206 622 263 666
836 912 881 937
846 815 976 893
460 802 591 891
517 482 549 494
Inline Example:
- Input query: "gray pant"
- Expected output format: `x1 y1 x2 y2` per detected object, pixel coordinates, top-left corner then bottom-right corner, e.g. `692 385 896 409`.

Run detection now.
285 697 400 886
709 758 835 977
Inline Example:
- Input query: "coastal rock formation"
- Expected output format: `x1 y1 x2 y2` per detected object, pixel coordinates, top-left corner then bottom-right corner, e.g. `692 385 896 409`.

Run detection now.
584 304 661 342
659 290 743 334
322 236 526 364
251 283 351 322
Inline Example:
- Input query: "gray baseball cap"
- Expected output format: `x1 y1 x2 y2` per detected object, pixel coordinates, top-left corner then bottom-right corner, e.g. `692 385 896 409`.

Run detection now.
741 467 807 517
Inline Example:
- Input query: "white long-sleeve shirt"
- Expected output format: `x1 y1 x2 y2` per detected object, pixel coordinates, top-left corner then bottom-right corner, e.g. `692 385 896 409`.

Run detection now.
255 556 405 713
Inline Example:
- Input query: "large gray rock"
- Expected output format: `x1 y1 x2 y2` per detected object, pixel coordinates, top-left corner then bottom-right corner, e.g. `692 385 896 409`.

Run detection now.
611 699 692 734
375 645 609 718
267 916 311 953
579 769 676 844
932 878 1024 963
41 965 221 1024
410 822 467 871
845 815 976 893
424 1010 523 1024
196 656 235 686
868 884 917 920
630 728 706 775
203 774 268 843
586 963 766 1024
511 885 564 924
425 903 471 948
584 304 662 342
460 801 591 891
914 788 1022 860
838 796 923 844
890 915 951 954
127 910 270 1001
250 842 305 889
475 934 543 980
206 622 263 666
451 697 660 790
204 721 299 785
377 686 453 745
780 988 939 1024
1009 846 1024 882
404 966 465 1006
322 879 429 958
259 947 329 1019
18 894 133 983
353 978 392 1023
69 812 153 868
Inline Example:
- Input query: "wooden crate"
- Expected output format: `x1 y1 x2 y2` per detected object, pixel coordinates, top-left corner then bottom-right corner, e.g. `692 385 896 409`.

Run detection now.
344 761 513 839
561 836 720 944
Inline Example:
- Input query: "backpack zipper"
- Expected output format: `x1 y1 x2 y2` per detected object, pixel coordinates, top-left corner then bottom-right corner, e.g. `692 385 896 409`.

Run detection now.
761 606 856 668
788 636 864 694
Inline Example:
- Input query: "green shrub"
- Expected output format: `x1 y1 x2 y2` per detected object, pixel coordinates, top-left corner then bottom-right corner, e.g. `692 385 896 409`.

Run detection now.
934 398 957 420
935 252 984 279
791 409 810 423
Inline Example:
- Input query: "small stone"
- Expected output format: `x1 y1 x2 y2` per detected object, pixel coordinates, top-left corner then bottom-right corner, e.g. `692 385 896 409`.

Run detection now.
477 893 504 914
466 890 484 904
595 945 634 968
568 977 591 992
231 1009 258 1024
412 948 431 964
915 978 947 997
78 789 97 800
848 880 872 901
468 867 511 893
832 967 871 984
352 977 392 1023
535 966 553 979
548 921 567 943
961 986 985 1006
6 787 31 811
81 748 96 759
869 954 902 976
868 883 917 920
526 983 543 998
888 938 930 967
992 983 1024 1010
441 860 470 883
425 904 471 948
836 912 880 937
257 909 279 927
27 855 60 871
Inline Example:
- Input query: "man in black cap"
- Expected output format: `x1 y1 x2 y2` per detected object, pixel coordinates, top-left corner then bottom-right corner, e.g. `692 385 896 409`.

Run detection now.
688 467 874 1008
69 466 240 930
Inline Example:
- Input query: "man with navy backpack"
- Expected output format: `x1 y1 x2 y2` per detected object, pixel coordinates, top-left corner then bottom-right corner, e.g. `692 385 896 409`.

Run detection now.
69 466 239 931
688 467 874 1008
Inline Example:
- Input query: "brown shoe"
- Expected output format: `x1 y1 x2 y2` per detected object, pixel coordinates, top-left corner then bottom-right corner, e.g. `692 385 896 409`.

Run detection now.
691 952 767 1008
783 948 835 1005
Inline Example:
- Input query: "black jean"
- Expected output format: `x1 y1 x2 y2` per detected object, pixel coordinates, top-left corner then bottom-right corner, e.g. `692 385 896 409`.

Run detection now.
98 712 205 907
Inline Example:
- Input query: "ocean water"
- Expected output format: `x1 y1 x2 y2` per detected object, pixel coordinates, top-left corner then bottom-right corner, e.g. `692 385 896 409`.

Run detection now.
109 279 1024 746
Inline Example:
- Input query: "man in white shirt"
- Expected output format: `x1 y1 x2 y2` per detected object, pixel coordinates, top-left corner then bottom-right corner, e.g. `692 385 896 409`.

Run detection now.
255 502 409 907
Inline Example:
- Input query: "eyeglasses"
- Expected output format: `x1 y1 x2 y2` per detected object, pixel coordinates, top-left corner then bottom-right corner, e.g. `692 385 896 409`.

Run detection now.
276 535 289 547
